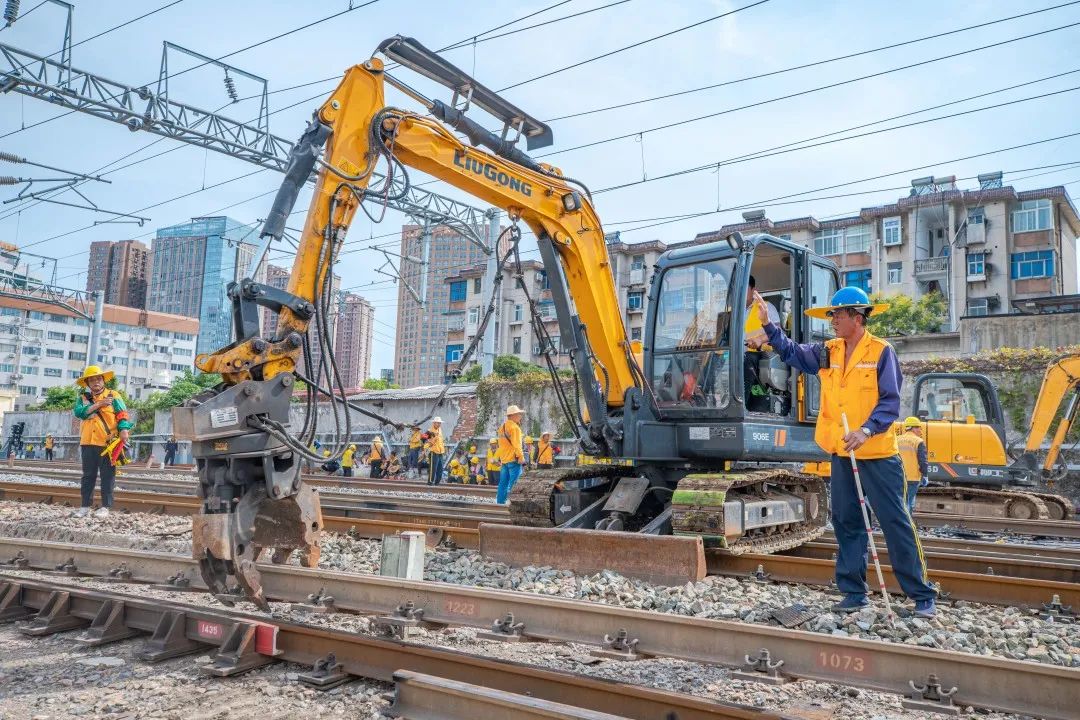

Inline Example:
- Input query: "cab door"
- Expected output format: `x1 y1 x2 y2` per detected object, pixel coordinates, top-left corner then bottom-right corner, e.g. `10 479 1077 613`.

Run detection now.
800 260 838 422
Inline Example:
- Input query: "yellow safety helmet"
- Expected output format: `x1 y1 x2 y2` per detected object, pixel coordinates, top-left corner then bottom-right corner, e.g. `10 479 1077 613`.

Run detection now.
469 445 476 453
470 456 479 464
449 459 460 467
489 437 498 445
524 435 534 444
903 416 922 429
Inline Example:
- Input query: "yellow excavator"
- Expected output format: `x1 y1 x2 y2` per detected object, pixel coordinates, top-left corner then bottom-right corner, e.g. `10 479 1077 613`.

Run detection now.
910 356 1078 520
175 37 978 607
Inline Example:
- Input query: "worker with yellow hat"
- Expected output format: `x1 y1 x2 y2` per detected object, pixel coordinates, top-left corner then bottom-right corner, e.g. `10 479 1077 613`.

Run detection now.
897 417 928 515
72 365 132 519
485 437 501 486
425 417 446 485
522 435 535 469
753 286 936 618
368 436 385 478
341 443 357 477
448 457 468 483
535 431 558 469
496 405 526 503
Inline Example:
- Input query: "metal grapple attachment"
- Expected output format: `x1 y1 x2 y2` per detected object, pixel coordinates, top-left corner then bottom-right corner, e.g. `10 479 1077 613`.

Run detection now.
173 374 324 610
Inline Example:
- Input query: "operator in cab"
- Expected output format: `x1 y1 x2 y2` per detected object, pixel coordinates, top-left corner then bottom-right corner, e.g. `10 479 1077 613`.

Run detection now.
743 275 780 412
754 287 937 618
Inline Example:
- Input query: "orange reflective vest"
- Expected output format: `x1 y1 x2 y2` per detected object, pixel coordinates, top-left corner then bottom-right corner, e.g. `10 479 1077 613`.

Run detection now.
369 441 384 461
424 428 445 454
896 432 924 482
815 332 899 459
535 440 555 465
496 420 524 464
74 389 131 447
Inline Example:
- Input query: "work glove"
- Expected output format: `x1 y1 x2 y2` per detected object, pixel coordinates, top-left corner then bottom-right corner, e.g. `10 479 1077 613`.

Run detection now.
920 477 929 488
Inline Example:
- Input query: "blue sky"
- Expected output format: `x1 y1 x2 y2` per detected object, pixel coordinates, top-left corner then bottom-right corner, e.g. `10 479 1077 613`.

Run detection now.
1 0 1078 376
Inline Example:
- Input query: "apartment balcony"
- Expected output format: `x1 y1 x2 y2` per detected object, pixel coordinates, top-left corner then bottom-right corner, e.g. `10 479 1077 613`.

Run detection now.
914 257 949 279
621 267 646 287
446 318 465 332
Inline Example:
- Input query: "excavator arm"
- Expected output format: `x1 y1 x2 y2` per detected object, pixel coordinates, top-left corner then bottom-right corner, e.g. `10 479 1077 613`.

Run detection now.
175 37 637 607
1018 353 1080 475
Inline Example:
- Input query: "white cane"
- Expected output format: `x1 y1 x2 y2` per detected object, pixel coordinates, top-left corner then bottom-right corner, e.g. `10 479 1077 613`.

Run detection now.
841 413 892 617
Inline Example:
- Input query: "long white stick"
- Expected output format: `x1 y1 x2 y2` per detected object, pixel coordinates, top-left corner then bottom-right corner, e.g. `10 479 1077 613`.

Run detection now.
841 413 892 616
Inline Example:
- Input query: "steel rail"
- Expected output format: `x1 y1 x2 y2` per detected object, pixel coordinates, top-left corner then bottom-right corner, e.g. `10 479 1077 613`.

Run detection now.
0 574 784 720
0 539 1075 719
914 512 1080 539
0 480 1076 599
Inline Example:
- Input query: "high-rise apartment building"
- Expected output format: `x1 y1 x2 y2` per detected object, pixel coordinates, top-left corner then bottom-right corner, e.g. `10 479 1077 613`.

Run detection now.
684 173 1079 329
334 292 374 389
394 223 493 387
259 263 346 383
86 240 150 309
148 217 264 355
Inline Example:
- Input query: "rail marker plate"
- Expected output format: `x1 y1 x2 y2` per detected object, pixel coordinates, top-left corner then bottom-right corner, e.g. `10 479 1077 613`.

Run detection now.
196 620 224 641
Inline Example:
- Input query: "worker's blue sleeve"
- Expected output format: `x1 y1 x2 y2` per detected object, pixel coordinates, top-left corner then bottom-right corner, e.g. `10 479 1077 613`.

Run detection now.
866 345 902 434
917 440 928 477
763 322 824 375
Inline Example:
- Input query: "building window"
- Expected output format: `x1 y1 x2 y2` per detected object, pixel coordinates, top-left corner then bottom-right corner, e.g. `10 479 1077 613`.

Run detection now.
777 233 792 242
473 277 482 294
1010 250 1054 279
967 252 986 278
134 359 149 368
0 364 12 372
845 225 871 254
46 349 64 359
0 343 13 354
152 361 167 370
468 307 480 325
22 346 39 356
539 270 551 289
20 365 37 375
627 292 644 310
68 351 87 361
968 208 984 225
845 269 871 293
69 334 88 344
967 298 990 316
170 363 186 371
1012 199 1051 233
814 228 843 256
47 331 65 341
154 345 170 354
512 336 522 354
449 281 467 302
44 368 61 377
882 217 901 246
18 386 36 397
112 356 129 366
513 304 523 322
631 327 642 341
0 308 19 317
887 262 902 285
68 370 80 379
445 344 464 363
631 254 645 270
173 348 192 356
28 311 44 321
49 314 68 323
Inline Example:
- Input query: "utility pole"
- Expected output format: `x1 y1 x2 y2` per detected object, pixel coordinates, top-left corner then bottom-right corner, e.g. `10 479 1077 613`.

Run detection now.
480 210 501 376
88 290 104 366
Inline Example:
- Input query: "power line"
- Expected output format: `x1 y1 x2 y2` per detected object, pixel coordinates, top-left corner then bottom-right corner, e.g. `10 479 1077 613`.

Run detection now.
537 20 1080 159
497 0 771 92
542 0 1080 123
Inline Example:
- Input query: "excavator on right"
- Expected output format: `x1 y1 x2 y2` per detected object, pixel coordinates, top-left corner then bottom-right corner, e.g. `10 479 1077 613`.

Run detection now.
904 354 1079 521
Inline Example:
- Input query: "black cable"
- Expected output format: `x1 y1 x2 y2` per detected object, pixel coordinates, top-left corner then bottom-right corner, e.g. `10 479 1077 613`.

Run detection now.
540 22 1080 160
542 0 1080 123
497 0 772 92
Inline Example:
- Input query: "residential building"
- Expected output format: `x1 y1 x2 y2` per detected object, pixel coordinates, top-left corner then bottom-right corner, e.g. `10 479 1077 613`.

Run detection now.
0 294 198 409
333 292 374 389
147 216 264 355
442 235 667 377
394 223 494 387
686 173 1079 329
86 240 150 309
379 368 395 385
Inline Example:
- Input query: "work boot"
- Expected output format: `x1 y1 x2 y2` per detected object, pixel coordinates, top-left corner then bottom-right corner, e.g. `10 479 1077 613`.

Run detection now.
831 594 869 613
74 507 90 518
93 507 110 519
914 599 936 618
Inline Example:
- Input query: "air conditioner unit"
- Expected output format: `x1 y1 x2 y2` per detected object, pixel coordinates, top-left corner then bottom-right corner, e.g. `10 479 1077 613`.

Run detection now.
533 345 543 355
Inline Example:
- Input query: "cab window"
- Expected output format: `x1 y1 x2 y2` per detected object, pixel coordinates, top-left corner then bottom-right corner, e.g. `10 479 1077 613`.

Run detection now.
917 378 990 421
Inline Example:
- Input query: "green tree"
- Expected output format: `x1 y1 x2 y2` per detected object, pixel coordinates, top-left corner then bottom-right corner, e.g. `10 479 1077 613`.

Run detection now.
492 355 546 379
139 370 221 413
31 385 79 411
362 377 400 390
458 364 483 383
868 291 948 336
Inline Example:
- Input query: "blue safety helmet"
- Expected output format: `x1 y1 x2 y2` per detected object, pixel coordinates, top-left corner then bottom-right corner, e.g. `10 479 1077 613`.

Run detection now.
805 286 890 320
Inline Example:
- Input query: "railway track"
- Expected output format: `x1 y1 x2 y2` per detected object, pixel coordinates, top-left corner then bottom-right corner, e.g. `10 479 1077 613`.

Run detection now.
0 537 1076 719
0 571 782 720
0 478 1076 608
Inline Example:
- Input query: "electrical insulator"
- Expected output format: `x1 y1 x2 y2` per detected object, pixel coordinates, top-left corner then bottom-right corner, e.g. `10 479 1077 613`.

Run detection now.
0 177 17 186
0 151 23 164
223 73 238 103
3 0 18 27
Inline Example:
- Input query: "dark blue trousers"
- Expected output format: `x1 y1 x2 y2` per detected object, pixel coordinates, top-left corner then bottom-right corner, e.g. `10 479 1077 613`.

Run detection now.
831 454 935 602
